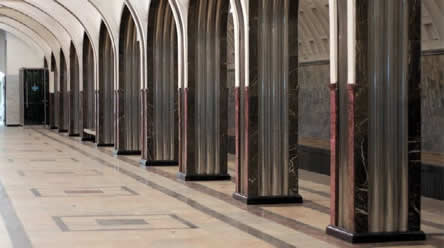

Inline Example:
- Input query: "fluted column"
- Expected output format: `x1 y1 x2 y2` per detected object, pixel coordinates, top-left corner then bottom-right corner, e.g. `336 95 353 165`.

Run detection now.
233 0 302 205
326 0 425 243
142 0 179 166
178 0 230 181
58 50 68 133
115 8 141 155
97 25 115 147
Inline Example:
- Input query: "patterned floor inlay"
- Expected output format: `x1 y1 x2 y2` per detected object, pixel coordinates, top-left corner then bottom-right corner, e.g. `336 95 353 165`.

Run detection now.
52 214 197 232
17 169 103 177
30 186 138 197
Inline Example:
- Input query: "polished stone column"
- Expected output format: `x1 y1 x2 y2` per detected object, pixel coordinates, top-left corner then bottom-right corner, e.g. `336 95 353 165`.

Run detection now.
97 27 115 147
327 0 425 243
69 46 80 137
58 51 68 133
115 8 141 155
81 35 96 142
178 0 230 181
233 0 302 205
49 92 56 129
142 0 179 166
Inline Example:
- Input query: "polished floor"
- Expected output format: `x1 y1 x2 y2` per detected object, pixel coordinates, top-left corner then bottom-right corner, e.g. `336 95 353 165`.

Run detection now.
0 127 442 248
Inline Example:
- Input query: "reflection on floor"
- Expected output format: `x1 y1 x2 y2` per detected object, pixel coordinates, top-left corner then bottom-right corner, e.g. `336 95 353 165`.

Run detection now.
0 126 442 248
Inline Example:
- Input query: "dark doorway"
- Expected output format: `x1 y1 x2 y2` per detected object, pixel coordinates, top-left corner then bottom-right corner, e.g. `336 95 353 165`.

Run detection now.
19 69 48 125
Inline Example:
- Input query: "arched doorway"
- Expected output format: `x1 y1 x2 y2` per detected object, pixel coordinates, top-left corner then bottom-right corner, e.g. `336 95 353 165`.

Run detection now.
178 0 231 180
59 49 68 132
51 53 58 129
69 43 80 136
116 6 141 155
143 0 178 165
82 34 96 141
98 22 115 146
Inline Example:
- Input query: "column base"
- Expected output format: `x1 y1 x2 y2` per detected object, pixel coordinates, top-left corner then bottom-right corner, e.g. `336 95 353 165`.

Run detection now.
140 160 178 167
81 136 95 142
326 225 426 244
113 150 141 156
177 172 231 181
96 143 114 147
6 124 21 127
232 192 303 205
58 129 68 133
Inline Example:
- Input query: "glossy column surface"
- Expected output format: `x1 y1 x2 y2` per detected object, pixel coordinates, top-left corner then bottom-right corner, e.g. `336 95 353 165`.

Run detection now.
179 0 229 179
328 0 424 243
69 43 80 136
146 0 178 163
98 24 115 146
336 0 351 231
258 0 290 196
51 55 59 129
82 35 96 137
59 50 68 132
236 0 300 203
117 7 141 153
368 0 410 233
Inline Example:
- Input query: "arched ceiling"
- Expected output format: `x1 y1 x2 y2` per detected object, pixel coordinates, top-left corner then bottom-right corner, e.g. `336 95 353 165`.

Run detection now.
0 23 47 59
0 0 442 66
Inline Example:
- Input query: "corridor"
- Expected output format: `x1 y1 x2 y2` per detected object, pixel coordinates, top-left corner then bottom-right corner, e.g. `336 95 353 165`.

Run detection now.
0 127 442 248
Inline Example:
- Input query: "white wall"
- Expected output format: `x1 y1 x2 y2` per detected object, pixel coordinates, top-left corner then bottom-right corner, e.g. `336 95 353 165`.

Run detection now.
4 31 44 125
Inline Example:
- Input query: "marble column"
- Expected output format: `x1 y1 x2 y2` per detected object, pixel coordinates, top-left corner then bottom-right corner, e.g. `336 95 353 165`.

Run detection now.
58 51 68 133
142 0 179 166
114 9 141 156
97 27 115 147
68 91 79 136
81 35 96 142
233 0 302 205
326 0 425 243
178 0 230 181
49 92 56 129
68 47 80 137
